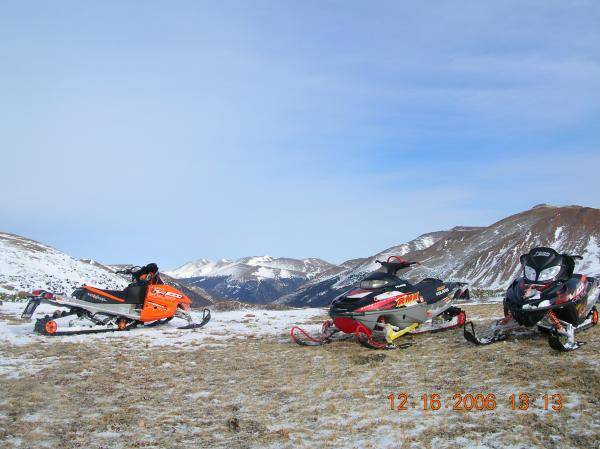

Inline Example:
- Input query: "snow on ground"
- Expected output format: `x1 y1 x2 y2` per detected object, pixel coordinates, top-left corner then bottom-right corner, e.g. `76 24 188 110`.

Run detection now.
0 301 323 348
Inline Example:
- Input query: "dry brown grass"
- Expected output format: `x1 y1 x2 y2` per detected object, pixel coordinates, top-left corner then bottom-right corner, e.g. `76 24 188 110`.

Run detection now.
0 304 598 449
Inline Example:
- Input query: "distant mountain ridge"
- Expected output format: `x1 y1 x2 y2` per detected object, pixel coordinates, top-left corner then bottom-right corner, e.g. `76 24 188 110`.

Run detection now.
166 256 336 304
3 204 599 308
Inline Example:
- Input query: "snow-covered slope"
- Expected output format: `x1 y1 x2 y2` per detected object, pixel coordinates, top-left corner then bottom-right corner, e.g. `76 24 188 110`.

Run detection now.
279 205 600 307
165 258 233 279
168 256 333 280
0 232 127 295
169 256 337 303
417 204 600 290
0 234 213 307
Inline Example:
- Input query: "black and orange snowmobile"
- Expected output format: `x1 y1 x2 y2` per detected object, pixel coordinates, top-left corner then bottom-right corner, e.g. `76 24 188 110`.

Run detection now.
21 263 211 335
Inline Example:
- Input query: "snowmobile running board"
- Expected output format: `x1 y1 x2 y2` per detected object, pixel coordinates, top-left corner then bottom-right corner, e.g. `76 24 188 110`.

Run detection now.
33 315 140 336
31 308 211 336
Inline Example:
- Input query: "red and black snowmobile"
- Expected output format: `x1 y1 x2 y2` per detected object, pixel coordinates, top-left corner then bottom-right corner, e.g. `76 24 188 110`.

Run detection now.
464 247 599 351
291 256 469 349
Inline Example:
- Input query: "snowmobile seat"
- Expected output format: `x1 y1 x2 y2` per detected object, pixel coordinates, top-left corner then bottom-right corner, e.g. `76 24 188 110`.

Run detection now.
80 285 148 305
414 278 446 304
123 284 148 304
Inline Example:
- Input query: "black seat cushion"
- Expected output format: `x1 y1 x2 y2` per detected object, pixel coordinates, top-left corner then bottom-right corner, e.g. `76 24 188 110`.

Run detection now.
92 285 147 305
414 278 446 304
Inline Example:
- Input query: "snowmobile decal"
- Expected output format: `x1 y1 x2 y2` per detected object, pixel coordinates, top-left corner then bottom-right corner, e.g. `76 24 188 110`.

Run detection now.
436 286 449 296
150 287 184 299
83 286 126 302
395 293 420 307
146 301 169 312
374 291 403 301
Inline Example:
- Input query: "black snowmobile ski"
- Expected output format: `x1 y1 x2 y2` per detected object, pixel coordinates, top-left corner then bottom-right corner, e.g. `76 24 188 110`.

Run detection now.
547 333 584 352
177 309 211 330
463 321 510 346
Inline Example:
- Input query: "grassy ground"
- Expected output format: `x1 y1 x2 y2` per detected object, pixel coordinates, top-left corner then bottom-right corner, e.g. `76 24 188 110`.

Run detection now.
0 304 598 449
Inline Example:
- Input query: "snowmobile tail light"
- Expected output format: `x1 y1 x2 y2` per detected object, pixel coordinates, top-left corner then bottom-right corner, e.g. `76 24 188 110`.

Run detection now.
524 265 537 281
537 265 561 282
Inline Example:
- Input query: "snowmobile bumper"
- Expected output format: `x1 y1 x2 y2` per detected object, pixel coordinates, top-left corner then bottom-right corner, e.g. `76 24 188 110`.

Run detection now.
329 310 380 332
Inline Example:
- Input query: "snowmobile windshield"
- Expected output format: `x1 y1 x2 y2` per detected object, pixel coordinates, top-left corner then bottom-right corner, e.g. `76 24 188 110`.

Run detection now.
521 248 566 284
360 279 390 289
360 272 396 289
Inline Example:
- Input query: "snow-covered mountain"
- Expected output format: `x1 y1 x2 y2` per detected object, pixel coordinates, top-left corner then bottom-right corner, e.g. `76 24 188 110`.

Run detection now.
165 258 233 279
0 232 128 295
168 256 337 303
278 205 600 307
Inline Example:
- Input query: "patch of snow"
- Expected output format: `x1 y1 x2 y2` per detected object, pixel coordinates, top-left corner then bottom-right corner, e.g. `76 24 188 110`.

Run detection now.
0 301 325 348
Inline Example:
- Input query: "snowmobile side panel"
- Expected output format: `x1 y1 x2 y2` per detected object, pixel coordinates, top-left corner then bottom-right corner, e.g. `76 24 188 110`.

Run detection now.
140 284 191 321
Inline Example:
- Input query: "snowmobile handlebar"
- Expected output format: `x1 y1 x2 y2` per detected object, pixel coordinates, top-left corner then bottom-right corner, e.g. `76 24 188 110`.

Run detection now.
115 264 160 283
115 266 142 275
376 256 421 266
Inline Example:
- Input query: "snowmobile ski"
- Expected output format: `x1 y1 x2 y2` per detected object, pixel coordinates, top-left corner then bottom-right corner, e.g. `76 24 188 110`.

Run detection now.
290 320 352 346
177 308 211 330
463 320 510 346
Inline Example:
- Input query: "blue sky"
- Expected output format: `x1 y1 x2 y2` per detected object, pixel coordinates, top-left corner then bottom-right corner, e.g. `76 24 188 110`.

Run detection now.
1 1 599 268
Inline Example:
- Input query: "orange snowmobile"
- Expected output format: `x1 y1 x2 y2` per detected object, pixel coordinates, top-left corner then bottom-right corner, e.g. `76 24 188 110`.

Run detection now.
21 263 211 335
